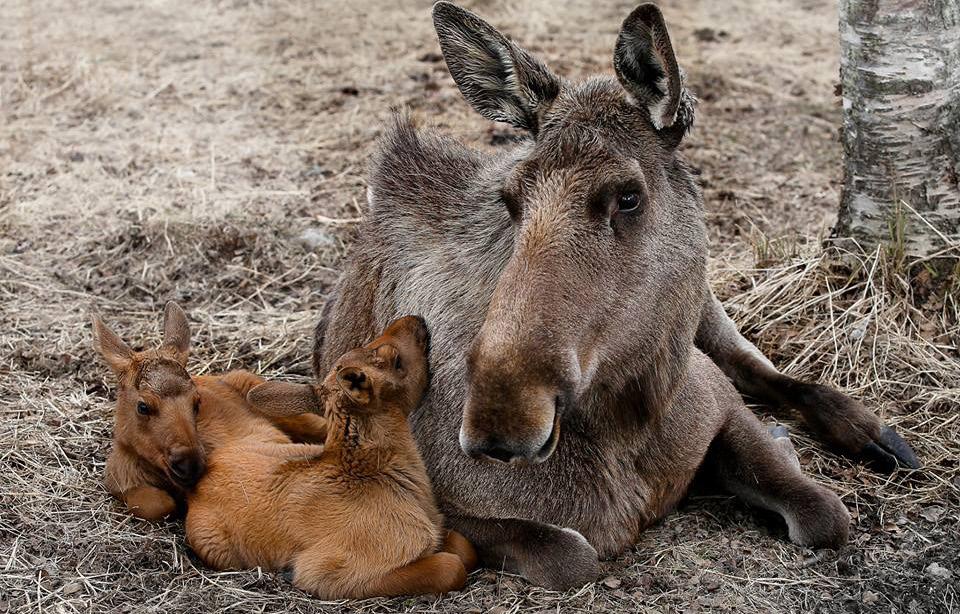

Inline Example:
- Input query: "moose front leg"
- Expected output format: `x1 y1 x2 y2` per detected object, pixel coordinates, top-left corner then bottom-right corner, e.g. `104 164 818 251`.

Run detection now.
446 514 600 590
696 293 920 471
705 405 850 549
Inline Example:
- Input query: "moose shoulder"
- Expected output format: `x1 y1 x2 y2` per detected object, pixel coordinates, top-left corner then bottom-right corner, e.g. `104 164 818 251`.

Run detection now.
316 2 919 589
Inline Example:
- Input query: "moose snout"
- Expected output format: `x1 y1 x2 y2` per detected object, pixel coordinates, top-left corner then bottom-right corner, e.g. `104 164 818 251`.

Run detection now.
168 448 206 487
459 384 564 465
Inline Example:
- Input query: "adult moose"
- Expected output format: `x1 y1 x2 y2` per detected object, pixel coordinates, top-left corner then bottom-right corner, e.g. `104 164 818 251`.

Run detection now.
314 2 920 589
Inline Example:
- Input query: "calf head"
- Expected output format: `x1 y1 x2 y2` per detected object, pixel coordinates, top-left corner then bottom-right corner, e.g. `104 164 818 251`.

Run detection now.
93 302 206 488
433 3 707 463
251 316 431 433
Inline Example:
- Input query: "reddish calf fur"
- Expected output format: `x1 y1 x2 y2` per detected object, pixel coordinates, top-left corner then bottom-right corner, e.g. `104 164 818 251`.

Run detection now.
94 304 326 521
94 303 476 598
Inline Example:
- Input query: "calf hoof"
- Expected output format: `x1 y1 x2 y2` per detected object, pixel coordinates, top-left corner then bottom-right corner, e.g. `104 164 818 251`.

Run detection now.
787 487 850 550
520 527 600 591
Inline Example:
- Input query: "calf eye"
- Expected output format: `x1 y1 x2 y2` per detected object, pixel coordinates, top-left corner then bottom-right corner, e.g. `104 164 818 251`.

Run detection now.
136 401 152 416
617 192 641 213
193 399 201 415
394 354 403 371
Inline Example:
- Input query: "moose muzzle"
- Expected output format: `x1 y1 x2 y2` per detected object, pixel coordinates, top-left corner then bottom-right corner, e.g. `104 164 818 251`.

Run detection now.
460 332 578 464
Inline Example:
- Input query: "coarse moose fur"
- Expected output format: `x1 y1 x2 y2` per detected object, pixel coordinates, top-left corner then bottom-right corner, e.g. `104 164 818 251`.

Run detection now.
314 2 920 590
94 304 477 599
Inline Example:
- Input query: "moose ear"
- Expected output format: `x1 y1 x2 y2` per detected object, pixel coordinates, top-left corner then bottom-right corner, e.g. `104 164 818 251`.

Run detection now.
433 1 561 133
614 4 693 138
92 315 134 375
335 366 373 407
160 301 190 367
248 381 324 416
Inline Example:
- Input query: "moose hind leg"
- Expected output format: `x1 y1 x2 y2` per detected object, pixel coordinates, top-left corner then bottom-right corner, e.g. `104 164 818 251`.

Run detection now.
706 407 850 549
696 293 920 471
446 514 600 590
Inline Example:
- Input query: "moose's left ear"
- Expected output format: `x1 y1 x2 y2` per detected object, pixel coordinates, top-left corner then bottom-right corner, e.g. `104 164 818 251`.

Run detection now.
433 1 561 134
614 4 694 139
160 301 190 367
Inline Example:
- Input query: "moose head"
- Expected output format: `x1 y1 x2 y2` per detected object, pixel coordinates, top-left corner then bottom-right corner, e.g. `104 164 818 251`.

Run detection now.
93 302 207 488
432 2 708 464
250 316 432 426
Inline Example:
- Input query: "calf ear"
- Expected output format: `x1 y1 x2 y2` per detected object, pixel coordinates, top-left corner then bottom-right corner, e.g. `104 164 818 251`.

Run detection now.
614 4 693 139
160 301 190 367
433 1 561 134
248 382 324 416
92 316 134 375
335 366 373 407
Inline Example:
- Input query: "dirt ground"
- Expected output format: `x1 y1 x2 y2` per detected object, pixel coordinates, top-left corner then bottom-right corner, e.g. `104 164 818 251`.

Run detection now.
1 0 957 612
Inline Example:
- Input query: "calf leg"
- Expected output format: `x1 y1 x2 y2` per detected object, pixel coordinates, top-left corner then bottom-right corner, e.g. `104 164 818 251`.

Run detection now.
706 406 850 549
445 514 600 590
442 530 479 572
697 293 920 471
292 550 466 599
264 414 328 443
124 485 177 521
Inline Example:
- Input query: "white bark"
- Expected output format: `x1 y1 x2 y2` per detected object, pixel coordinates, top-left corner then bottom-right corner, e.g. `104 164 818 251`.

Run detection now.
836 0 960 256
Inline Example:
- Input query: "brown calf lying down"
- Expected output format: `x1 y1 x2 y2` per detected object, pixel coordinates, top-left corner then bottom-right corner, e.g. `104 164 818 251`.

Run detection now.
94 303 476 598
95 304 327 522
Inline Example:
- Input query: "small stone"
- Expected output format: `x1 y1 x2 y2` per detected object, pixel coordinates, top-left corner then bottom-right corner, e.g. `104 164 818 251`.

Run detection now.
601 576 622 589
926 562 952 579
62 582 81 596
296 227 336 251
862 590 879 604
919 506 944 522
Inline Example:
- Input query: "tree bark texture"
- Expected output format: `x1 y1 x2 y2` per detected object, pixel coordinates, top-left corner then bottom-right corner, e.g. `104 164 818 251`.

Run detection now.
836 0 960 256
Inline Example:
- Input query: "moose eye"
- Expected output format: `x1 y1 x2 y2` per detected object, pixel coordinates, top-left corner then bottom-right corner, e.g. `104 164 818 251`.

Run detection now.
136 401 152 416
617 191 641 213
394 354 403 371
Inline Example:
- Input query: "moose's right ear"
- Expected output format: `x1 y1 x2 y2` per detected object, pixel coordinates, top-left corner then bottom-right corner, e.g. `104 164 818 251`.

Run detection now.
614 4 691 136
160 301 190 368
92 316 135 375
247 381 324 416
432 1 561 134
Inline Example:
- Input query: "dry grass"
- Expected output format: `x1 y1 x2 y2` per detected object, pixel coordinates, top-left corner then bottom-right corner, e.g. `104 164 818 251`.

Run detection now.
2 0 958 613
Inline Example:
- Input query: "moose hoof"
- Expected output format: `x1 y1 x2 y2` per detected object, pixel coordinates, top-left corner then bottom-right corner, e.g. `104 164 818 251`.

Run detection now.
518 527 600 591
787 489 850 550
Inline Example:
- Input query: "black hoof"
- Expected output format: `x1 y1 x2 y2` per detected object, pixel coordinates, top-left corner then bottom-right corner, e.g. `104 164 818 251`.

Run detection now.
879 426 921 469
861 426 921 472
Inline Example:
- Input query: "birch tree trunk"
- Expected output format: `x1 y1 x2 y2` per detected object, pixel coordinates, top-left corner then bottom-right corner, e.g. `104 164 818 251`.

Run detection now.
835 0 960 257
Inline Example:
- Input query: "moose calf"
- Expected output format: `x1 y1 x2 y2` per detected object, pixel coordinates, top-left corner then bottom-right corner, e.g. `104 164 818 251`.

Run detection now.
94 303 476 598
95 303 327 522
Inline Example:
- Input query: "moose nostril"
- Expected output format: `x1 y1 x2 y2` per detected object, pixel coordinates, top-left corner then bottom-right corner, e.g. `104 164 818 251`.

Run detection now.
481 443 519 463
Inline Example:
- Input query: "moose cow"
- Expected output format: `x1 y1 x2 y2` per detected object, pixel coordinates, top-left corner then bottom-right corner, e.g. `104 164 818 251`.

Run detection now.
314 2 920 589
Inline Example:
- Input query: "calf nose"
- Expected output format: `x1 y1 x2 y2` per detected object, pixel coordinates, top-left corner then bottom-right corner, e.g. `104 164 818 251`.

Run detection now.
168 450 206 487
